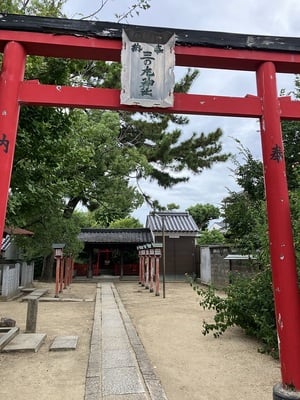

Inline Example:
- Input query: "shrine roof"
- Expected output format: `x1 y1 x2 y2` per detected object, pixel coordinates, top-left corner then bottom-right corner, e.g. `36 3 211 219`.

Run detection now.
78 228 153 245
0 13 300 54
146 212 199 234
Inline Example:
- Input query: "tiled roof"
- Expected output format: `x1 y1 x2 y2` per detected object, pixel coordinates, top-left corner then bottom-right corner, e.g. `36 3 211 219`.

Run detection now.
78 228 153 244
146 212 199 233
2 226 34 252
4 226 34 236
1 235 11 252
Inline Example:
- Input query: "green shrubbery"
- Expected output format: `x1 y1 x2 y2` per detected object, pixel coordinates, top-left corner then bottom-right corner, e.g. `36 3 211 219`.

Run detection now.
188 132 299 357
187 269 278 357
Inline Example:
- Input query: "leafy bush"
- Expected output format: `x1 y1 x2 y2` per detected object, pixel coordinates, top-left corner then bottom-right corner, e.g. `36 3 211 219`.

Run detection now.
197 229 226 245
187 268 278 357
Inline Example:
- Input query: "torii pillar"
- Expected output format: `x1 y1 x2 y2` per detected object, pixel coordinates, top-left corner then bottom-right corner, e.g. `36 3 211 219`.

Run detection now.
257 61 300 398
0 41 26 238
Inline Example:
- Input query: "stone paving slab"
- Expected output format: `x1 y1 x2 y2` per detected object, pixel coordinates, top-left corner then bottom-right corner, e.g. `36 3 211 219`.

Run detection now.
0 327 19 350
102 336 131 351
103 394 149 400
49 335 79 351
3 333 46 352
102 349 137 369
39 297 83 302
85 282 168 400
102 367 145 397
23 289 49 301
111 284 169 400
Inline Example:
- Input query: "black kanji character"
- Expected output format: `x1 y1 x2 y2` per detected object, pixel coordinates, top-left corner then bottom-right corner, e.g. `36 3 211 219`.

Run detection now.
270 144 283 163
0 133 9 154
131 43 143 52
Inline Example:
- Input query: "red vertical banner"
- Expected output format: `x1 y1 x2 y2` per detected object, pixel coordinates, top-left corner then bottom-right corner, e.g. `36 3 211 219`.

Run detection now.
257 62 300 390
0 41 26 240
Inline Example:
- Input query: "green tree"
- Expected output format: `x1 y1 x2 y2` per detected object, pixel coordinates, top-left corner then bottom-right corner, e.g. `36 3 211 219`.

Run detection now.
231 139 265 201
119 73 229 191
166 203 180 211
187 203 220 231
197 229 226 245
61 109 145 218
221 141 268 255
192 114 300 355
109 217 143 228
4 0 149 277
281 76 300 191
4 0 230 280
222 192 268 255
0 0 65 16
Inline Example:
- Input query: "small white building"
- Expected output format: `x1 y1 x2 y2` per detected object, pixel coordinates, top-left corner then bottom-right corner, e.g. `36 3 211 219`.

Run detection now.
1 227 34 299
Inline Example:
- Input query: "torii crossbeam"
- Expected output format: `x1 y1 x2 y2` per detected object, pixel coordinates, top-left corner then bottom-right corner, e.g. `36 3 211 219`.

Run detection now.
0 14 300 398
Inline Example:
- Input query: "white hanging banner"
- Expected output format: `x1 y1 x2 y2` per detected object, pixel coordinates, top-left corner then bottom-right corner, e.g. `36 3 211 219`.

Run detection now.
121 29 175 108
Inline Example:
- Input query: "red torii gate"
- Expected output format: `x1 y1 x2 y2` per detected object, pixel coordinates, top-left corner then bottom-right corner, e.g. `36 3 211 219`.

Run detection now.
0 14 300 397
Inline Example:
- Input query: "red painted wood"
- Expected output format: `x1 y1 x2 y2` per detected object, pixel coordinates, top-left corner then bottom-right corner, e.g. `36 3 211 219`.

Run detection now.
0 24 299 392
278 96 300 120
18 80 300 119
175 45 300 73
18 81 263 117
1 29 300 72
0 30 122 61
257 62 300 389
0 41 26 243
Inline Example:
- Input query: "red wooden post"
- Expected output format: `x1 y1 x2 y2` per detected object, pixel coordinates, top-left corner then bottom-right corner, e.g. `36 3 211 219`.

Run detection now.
0 41 26 240
95 250 100 276
149 249 154 293
64 257 71 288
257 61 300 392
138 247 142 284
64 257 67 288
141 250 145 286
155 255 160 296
55 257 60 298
138 250 141 284
59 257 64 293
70 257 74 284
67 257 72 286
145 248 150 290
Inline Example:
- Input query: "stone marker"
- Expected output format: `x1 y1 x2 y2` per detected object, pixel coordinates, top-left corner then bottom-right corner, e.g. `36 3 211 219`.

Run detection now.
26 299 38 333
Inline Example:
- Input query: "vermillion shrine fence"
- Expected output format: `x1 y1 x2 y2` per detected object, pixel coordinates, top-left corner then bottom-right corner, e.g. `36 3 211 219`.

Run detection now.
1 14 300 397
137 243 162 296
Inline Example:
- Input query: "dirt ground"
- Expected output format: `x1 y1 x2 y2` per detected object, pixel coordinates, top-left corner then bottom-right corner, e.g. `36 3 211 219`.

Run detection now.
0 280 280 400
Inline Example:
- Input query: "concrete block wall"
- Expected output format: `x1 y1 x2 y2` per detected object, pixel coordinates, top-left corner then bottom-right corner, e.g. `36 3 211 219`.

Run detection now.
210 246 230 288
0 261 34 299
20 261 34 287
199 245 258 289
1 263 20 299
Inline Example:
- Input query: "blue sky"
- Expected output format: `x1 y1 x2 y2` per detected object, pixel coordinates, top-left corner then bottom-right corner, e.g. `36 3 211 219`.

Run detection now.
62 0 299 223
